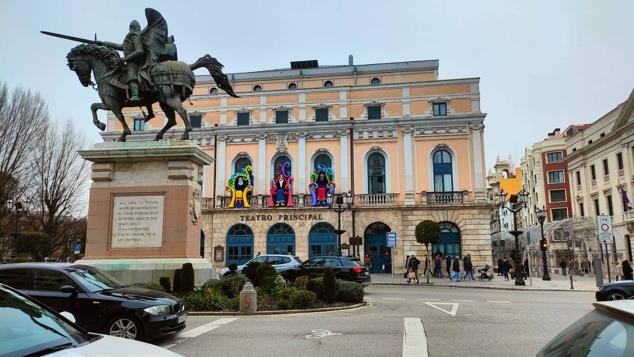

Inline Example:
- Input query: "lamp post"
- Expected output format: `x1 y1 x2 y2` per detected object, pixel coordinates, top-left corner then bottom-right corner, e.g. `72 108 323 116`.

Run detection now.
497 187 529 286
535 206 551 281
327 192 353 256
5 199 25 258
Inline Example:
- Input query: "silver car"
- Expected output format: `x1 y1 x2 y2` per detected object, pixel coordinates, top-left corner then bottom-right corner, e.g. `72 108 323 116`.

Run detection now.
220 255 302 278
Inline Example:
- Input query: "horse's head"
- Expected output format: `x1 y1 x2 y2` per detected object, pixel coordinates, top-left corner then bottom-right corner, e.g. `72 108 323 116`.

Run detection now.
66 44 122 87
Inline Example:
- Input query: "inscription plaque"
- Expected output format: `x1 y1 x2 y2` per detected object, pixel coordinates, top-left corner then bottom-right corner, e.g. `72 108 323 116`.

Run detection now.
111 195 164 248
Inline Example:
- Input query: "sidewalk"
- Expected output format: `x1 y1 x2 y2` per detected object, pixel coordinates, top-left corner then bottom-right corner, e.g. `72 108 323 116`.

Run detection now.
369 272 599 292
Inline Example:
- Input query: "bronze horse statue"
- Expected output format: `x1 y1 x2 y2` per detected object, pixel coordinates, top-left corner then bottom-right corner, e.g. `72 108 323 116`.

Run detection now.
66 43 238 142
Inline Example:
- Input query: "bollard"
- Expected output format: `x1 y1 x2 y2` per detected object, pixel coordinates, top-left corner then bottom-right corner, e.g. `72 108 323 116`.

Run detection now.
570 275 574 290
240 282 257 314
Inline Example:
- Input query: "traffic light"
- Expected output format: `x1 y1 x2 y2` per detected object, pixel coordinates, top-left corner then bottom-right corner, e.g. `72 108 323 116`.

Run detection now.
540 239 548 252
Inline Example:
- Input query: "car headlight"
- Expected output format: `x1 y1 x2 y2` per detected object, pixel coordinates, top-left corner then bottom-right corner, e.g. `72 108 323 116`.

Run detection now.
144 305 171 316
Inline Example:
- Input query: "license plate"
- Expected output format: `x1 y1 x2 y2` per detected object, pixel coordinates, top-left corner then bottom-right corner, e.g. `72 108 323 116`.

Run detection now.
177 314 187 324
364 271 369 275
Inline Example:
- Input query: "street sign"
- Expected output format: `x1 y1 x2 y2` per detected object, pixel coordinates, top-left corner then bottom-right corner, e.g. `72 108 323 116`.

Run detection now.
386 232 397 247
73 243 81 255
597 215 613 242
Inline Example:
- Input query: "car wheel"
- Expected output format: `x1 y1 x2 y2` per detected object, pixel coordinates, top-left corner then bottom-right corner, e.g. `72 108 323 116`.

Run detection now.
108 315 143 340
607 292 627 300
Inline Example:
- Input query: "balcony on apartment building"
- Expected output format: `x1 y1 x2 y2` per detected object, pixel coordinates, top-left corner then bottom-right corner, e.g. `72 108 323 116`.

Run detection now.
202 190 472 210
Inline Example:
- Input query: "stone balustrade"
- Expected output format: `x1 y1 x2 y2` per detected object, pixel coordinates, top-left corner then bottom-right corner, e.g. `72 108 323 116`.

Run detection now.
356 193 399 206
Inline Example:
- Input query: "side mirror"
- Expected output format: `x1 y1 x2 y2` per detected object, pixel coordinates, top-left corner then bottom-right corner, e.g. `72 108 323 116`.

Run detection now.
59 311 77 323
60 285 78 295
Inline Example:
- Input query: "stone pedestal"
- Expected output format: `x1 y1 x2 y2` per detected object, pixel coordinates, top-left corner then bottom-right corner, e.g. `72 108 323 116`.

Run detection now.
77 141 213 285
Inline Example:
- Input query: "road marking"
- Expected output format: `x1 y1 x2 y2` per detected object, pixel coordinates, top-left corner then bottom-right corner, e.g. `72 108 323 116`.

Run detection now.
305 329 342 339
416 298 440 301
487 300 512 304
383 297 406 300
179 317 239 338
423 302 459 317
403 317 428 357
451 299 474 302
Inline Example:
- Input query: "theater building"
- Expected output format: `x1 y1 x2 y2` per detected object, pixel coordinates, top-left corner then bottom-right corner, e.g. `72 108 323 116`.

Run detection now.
106 57 492 274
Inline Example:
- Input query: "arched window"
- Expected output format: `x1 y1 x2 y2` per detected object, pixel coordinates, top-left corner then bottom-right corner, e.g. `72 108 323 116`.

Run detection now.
370 77 381 86
364 222 391 273
324 80 333 88
313 153 332 170
234 157 251 173
209 87 218 95
273 155 292 176
431 222 461 258
367 152 386 194
288 83 297 90
308 222 336 258
267 223 295 255
433 149 453 192
253 85 262 92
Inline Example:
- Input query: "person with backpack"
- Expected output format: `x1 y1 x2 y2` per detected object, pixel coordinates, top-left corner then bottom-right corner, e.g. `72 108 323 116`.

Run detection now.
407 255 421 284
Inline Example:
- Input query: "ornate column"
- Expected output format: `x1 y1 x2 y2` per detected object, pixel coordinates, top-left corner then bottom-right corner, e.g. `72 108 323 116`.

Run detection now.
258 134 267 194
298 132 307 194
339 131 349 192
403 126 415 204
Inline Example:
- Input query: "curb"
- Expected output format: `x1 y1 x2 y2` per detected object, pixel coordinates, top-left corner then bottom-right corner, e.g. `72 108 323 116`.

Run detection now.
369 282 597 293
188 302 367 316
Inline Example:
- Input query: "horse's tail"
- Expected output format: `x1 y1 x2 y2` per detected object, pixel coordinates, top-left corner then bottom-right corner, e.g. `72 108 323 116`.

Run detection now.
190 55 239 98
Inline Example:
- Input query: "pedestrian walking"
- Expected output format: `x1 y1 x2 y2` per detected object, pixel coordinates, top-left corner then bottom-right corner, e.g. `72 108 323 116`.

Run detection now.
614 260 623 281
560 259 567 275
408 255 421 284
463 255 473 281
502 257 510 281
434 251 443 278
404 255 411 280
452 256 461 282
497 258 503 276
446 255 451 279
622 260 633 280
364 255 371 271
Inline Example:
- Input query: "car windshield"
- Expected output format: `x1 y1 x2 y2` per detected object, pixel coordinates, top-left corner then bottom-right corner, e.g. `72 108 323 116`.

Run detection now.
0 286 90 356
538 308 634 356
66 267 123 293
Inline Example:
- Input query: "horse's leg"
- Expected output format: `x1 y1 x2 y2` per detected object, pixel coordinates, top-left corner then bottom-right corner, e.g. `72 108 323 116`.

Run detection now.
90 102 108 131
159 85 191 140
108 103 130 142
144 104 155 123
155 101 176 141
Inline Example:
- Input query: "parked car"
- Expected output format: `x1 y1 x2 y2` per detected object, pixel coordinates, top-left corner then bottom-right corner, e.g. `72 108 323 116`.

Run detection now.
280 256 371 285
219 254 302 277
0 263 187 341
536 300 634 356
0 283 182 356
596 280 634 301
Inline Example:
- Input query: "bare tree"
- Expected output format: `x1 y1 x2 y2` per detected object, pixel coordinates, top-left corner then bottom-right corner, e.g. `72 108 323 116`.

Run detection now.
0 83 48 239
31 119 88 243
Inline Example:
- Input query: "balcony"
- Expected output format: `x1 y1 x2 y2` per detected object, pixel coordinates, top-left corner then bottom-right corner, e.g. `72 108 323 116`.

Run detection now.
420 191 467 205
624 210 634 223
357 193 399 206
203 194 312 210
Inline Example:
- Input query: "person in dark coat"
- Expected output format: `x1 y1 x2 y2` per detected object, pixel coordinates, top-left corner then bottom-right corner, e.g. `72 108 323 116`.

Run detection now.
463 255 473 280
451 256 461 282
434 251 443 278
497 258 503 276
502 257 510 281
446 255 452 279
623 260 634 280
408 255 421 284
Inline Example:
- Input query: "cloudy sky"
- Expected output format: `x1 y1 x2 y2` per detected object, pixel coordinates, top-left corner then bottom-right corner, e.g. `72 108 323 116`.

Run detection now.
1 0 633 171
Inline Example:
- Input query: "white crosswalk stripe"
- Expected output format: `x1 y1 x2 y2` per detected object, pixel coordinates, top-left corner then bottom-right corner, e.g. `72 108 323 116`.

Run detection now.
403 317 428 357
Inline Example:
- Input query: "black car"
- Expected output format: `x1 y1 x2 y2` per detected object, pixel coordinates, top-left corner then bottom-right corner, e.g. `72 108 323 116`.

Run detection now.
280 256 371 285
537 301 634 356
0 263 187 341
596 280 634 301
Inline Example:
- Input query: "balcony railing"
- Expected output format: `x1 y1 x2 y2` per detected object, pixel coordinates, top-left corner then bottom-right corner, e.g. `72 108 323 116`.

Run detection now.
357 193 398 206
204 194 312 209
420 191 467 205
624 210 634 223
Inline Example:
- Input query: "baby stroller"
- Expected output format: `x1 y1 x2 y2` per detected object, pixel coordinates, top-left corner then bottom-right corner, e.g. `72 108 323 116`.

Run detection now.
478 264 493 280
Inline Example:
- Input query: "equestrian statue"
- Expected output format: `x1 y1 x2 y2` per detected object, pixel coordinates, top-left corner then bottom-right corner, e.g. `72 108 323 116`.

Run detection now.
42 8 239 142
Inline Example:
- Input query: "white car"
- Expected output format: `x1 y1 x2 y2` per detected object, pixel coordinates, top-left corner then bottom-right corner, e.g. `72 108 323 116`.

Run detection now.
0 283 182 357
220 255 302 278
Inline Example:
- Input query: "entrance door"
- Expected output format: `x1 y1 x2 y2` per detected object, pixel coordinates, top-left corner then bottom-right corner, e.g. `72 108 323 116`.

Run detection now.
308 222 337 258
226 224 254 266
364 222 391 273
431 222 461 258
267 223 296 255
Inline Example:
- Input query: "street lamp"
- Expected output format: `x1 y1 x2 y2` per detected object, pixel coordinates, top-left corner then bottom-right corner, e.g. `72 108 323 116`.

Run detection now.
535 206 551 281
5 199 25 258
327 192 353 256
497 187 529 286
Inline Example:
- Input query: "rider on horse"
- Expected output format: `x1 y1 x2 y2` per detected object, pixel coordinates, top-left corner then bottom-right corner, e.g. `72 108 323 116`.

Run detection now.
101 20 145 102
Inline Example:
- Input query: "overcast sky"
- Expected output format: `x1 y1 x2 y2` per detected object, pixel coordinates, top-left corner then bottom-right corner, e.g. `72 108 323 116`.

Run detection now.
2 0 633 172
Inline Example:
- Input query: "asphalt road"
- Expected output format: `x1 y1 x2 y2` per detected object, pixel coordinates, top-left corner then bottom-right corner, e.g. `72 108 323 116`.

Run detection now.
153 286 596 357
